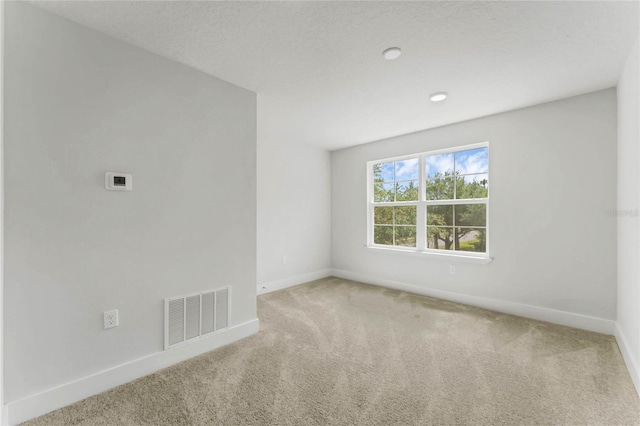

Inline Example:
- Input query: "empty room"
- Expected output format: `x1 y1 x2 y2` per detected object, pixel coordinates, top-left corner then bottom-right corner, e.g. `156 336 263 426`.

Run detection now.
1 0 639 424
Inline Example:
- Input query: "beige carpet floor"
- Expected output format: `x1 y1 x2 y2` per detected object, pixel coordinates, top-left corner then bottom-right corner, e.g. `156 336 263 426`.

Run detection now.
24 277 640 425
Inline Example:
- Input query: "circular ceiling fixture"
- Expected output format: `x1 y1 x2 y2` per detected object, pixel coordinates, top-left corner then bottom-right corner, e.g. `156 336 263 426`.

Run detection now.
429 92 448 102
382 47 402 60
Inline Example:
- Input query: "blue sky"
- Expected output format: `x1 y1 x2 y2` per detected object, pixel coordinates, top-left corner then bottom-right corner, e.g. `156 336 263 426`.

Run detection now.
378 160 417 181
377 147 488 182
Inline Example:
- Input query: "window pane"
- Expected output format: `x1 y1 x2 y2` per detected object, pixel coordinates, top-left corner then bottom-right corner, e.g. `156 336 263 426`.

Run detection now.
425 153 454 178
374 207 394 225
396 180 419 201
395 158 419 180
374 182 395 202
427 205 453 226
427 227 454 250
455 147 488 175
374 226 393 245
395 206 416 225
395 226 416 247
374 162 394 182
371 146 489 253
455 204 486 227
456 227 486 252
426 177 454 200
456 173 488 199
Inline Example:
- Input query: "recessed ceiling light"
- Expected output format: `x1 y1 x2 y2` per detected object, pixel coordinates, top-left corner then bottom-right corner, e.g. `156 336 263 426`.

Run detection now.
382 47 401 60
430 92 448 102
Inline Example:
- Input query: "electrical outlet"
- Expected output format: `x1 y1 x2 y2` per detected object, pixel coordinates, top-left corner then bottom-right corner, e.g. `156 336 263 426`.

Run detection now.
103 309 119 329
449 264 456 274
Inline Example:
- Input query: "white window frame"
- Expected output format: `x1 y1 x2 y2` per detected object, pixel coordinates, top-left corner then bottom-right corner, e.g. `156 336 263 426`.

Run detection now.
366 142 491 262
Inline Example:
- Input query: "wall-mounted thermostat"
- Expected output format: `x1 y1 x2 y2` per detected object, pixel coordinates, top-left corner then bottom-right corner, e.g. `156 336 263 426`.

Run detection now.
105 172 132 191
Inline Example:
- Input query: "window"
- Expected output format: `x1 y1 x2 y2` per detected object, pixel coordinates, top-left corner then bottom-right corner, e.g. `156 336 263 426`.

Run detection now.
368 143 489 257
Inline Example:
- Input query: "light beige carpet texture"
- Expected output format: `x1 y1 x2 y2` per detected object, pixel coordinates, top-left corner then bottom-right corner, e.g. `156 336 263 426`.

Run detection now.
24 277 640 425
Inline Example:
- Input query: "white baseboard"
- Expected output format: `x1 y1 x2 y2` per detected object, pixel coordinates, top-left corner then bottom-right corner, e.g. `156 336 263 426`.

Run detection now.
615 323 640 397
5 319 260 426
257 269 332 295
331 269 616 335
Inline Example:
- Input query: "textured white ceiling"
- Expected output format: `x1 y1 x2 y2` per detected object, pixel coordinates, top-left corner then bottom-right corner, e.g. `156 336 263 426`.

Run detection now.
31 1 639 150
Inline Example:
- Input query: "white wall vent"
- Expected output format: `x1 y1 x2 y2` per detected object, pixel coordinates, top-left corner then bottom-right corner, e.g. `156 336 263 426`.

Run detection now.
164 287 231 350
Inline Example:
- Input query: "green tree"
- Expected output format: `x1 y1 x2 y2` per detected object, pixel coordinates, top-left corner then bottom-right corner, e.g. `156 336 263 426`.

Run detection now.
426 171 454 200
426 172 488 252
374 165 487 252
455 175 488 199
426 204 453 250
396 180 418 201
373 164 393 202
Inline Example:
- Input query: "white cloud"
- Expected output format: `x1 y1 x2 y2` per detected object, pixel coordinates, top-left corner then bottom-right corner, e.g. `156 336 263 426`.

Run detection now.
425 153 454 177
378 162 394 181
456 150 488 175
395 158 419 180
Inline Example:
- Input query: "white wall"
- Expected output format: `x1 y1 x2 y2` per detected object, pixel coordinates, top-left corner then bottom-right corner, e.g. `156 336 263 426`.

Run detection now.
332 89 618 330
256 100 331 291
0 1 5 423
617 34 640 394
3 0 256 409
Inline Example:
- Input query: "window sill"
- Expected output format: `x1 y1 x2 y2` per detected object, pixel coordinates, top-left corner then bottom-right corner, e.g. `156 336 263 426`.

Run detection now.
365 246 493 264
